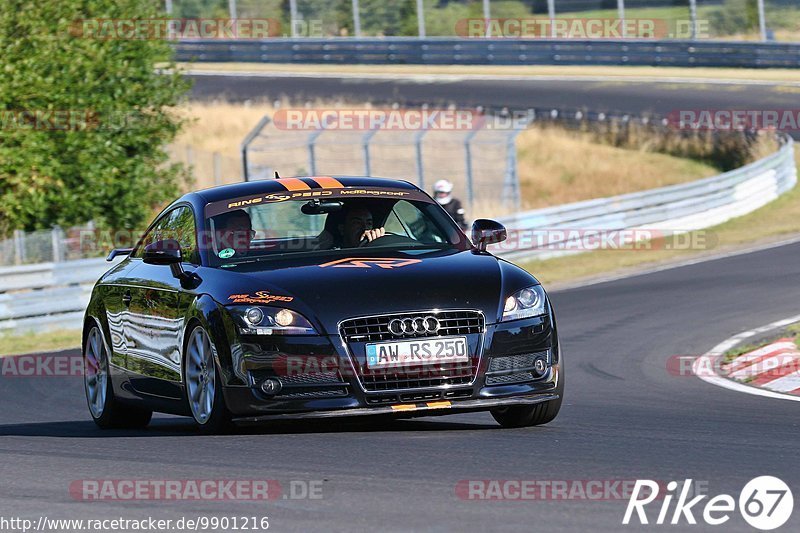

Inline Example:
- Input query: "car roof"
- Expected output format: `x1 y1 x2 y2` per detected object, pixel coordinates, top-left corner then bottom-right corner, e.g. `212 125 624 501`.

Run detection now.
190 176 422 204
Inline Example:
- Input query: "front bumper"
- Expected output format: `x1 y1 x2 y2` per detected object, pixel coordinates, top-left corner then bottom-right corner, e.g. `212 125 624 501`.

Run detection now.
235 391 560 422
223 314 559 418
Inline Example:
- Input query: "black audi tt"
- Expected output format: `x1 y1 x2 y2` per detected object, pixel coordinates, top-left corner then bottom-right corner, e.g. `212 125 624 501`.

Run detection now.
83 176 563 432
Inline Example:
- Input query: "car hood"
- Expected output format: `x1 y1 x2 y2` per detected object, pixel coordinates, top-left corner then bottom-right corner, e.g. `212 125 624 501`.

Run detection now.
199 248 533 334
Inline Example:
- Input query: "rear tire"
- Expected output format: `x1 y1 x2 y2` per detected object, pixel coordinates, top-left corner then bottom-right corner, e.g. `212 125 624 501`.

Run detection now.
84 324 152 429
491 363 564 428
183 324 234 434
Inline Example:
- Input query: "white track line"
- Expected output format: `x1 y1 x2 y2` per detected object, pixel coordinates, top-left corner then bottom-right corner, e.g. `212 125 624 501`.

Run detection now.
181 68 800 87
693 314 800 402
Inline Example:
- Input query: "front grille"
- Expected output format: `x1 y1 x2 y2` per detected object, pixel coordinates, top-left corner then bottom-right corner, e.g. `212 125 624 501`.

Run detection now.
340 310 484 392
340 310 484 343
249 369 349 399
485 371 535 385
488 351 548 373
365 387 473 405
361 365 475 391
279 388 349 399
280 371 342 386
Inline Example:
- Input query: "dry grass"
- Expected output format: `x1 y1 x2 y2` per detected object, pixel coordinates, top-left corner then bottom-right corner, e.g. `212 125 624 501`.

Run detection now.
520 151 800 287
172 102 718 208
516 126 717 208
0 329 80 357
176 63 800 84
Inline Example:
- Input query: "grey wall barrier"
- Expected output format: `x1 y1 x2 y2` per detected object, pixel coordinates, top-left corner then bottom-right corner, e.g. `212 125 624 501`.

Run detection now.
491 135 796 262
174 38 800 68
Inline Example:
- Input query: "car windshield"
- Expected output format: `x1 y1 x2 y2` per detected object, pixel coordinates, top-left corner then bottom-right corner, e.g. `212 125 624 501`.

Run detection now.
203 188 469 266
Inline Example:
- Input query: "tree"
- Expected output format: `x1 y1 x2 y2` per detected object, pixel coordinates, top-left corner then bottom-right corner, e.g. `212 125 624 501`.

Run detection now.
0 0 191 236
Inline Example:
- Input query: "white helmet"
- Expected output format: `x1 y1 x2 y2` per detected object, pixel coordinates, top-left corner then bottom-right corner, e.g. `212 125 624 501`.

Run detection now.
433 179 454 205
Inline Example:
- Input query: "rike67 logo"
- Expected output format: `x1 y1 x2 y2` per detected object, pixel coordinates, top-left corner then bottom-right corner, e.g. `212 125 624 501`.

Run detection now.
623 477 793 530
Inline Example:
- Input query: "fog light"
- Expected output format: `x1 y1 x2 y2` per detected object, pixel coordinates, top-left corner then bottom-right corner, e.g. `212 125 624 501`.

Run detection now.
260 378 282 396
532 356 548 377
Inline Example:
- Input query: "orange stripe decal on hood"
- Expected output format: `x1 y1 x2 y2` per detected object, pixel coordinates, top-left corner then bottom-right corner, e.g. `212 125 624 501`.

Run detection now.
309 176 344 189
277 178 312 191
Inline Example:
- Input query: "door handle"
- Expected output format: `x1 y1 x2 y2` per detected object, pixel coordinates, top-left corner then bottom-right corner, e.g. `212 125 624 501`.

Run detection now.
122 291 132 307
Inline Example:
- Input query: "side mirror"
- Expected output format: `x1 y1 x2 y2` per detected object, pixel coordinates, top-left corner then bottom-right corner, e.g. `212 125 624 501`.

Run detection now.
471 219 507 252
143 239 183 265
143 239 185 279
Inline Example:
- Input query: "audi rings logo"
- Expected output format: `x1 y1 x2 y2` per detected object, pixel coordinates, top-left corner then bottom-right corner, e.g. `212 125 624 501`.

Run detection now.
388 316 441 336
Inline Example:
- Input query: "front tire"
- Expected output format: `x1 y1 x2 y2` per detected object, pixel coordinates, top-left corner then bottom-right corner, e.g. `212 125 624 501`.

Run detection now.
183 324 233 434
84 325 152 429
491 364 564 428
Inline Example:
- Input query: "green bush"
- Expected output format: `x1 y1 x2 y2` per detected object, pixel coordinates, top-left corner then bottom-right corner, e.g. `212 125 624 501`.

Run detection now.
0 0 190 237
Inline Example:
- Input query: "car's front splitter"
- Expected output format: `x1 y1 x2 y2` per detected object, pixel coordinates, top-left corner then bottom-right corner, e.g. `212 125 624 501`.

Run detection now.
232 392 560 423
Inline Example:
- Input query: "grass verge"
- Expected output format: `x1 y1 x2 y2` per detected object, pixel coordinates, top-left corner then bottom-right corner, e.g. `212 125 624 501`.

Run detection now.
520 151 800 287
0 329 81 357
723 323 800 365
177 63 800 84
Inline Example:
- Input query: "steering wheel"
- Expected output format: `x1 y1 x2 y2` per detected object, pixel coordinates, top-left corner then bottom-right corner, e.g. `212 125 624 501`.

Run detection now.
358 233 415 248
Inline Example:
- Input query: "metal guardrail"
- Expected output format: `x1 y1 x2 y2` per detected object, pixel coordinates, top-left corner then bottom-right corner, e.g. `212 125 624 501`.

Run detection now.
492 135 797 261
0 137 795 334
175 38 800 68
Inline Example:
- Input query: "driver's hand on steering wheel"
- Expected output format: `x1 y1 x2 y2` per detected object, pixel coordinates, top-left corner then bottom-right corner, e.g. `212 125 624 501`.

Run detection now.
360 227 386 243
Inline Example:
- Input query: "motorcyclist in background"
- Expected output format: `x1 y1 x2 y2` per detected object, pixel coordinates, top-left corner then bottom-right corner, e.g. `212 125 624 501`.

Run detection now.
433 179 468 231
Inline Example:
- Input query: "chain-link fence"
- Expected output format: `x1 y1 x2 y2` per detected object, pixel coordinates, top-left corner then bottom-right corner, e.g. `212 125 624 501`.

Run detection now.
165 0 799 42
242 109 529 219
0 227 92 266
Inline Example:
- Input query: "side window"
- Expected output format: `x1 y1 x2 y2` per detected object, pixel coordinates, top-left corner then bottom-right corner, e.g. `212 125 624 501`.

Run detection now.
171 207 200 265
387 201 446 243
132 207 199 264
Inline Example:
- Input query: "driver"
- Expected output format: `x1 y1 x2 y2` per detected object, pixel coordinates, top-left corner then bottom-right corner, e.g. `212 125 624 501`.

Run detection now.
315 205 385 249
212 209 254 257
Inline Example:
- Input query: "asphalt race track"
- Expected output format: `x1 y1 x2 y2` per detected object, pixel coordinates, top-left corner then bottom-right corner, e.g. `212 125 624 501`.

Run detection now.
2 241 799 531
189 73 800 128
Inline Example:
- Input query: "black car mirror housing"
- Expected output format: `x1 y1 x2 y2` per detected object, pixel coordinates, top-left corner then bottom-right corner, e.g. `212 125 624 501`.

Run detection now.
143 239 187 280
472 219 507 252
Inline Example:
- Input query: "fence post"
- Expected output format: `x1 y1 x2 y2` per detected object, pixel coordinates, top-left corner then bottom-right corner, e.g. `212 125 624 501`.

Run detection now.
51 226 63 263
290 0 299 38
416 0 426 38
308 129 325 176
689 0 698 39
757 0 767 41
483 0 491 37
352 0 362 38
464 129 480 212
414 130 428 190
547 0 556 38
13 229 25 265
362 128 380 176
617 0 626 38
213 152 222 186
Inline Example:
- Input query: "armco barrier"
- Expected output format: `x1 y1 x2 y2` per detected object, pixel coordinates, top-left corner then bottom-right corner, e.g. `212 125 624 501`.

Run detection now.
0 137 795 334
492 135 796 261
174 38 800 68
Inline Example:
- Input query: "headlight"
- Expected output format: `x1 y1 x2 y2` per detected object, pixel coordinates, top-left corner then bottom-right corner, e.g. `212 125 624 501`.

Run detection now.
229 306 316 335
502 285 548 322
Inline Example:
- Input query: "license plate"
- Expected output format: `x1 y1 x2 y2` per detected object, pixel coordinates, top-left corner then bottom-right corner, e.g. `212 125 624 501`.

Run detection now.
365 336 469 369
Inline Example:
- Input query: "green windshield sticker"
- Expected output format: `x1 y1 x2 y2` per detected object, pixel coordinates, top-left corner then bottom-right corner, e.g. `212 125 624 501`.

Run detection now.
219 248 236 259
